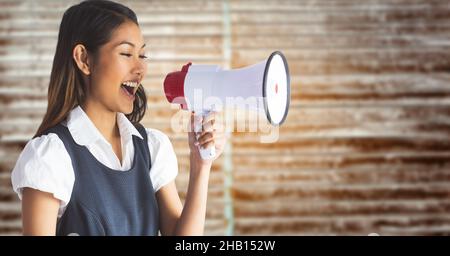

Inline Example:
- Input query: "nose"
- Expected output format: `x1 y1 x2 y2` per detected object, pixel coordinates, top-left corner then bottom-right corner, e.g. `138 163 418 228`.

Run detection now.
132 57 146 77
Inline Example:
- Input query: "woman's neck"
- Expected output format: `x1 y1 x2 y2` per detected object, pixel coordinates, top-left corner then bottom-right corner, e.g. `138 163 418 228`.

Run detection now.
81 101 120 142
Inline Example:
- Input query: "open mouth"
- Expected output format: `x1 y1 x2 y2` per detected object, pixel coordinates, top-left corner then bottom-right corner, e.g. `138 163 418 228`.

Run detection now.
120 81 139 97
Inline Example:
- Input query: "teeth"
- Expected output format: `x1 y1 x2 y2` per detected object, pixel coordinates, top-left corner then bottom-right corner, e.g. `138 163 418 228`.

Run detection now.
122 81 138 87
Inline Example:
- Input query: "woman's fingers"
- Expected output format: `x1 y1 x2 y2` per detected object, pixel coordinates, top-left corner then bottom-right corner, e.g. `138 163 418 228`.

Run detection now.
196 132 227 147
202 112 216 126
200 120 225 146
195 132 213 147
200 120 215 136
195 112 216 134
191 111 228 149
188 112 198 149
200 140 215 150
189 111 196 133
198 116 224 138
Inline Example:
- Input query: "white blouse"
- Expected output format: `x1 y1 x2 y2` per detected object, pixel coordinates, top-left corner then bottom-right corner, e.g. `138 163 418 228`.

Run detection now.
11 106 178 217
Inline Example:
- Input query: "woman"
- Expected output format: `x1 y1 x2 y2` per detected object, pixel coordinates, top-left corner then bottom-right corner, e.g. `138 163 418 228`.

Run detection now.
11 0 226 236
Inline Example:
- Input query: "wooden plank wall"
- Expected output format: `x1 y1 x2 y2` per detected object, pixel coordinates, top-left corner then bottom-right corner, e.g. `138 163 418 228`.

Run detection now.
0 0 449 235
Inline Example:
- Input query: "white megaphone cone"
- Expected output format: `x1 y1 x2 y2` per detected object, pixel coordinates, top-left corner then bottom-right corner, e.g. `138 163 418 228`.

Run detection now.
163 51 290 160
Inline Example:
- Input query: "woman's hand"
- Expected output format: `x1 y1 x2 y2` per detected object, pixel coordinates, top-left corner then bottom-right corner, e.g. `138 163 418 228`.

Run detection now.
188 111 227 169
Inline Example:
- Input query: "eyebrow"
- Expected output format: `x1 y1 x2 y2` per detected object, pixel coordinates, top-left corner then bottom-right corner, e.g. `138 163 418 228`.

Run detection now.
116 41 146 49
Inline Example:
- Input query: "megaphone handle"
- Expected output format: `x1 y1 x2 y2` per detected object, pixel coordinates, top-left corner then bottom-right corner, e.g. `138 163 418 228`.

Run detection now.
194 112 216 160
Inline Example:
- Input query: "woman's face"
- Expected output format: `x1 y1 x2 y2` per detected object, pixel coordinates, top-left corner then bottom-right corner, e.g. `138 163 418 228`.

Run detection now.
88 21 148 115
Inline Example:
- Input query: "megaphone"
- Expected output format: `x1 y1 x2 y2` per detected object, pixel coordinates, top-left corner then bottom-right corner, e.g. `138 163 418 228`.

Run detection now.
163 51 290 160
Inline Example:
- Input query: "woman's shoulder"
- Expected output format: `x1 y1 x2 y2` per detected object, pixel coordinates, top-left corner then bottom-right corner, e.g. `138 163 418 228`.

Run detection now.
144 127 172 146
142 127 178 192
12 132 72 175
142 127 177 163
21 133 66 155
11 132 74 204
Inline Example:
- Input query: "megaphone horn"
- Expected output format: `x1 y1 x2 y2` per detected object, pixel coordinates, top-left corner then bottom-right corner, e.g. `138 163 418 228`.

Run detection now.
163 51 290 159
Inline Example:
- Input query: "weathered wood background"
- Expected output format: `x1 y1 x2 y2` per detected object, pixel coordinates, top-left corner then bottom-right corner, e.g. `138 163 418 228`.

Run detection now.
1 0 449 235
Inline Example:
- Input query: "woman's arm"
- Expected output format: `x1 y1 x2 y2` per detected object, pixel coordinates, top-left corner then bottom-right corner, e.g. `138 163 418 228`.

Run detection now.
156 162 211 236
157 112 226 235
22 188 60 235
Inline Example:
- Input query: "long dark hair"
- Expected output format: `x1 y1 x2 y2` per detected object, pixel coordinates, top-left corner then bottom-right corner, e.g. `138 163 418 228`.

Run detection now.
34 0 147 138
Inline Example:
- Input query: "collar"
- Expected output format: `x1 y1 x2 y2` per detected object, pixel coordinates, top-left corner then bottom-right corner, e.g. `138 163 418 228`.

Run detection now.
66 106 143 146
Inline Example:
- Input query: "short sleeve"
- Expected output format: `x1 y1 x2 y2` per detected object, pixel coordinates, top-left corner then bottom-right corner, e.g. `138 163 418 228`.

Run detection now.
145 128 178 192
10 133 75 217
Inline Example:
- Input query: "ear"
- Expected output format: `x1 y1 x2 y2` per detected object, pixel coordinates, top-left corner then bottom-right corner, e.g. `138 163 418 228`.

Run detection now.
72 44 91 76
